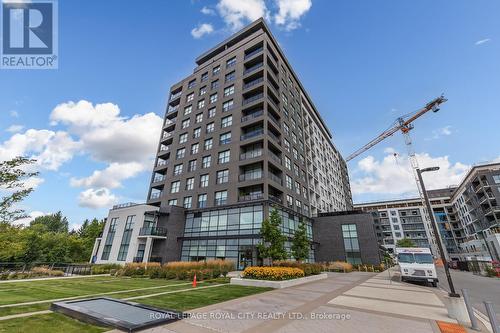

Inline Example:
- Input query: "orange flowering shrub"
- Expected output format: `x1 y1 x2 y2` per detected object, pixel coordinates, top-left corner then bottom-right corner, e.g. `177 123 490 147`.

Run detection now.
243 266 305 281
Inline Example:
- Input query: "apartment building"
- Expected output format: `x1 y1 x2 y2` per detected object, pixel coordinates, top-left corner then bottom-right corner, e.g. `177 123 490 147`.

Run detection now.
355 162 500 262
91 19 354 269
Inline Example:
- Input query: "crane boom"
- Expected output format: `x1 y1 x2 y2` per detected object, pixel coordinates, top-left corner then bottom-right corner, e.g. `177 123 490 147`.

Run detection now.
345 95 448 162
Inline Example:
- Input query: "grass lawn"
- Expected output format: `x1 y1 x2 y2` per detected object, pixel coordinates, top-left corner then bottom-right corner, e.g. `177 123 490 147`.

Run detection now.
0 276 271 333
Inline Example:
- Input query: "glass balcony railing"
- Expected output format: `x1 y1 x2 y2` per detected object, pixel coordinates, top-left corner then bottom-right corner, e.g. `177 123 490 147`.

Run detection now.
239 172 263 181
149 192 162 200
240 149 263 160
241 110 263 122
169 91 182 101
238 193 264 202
242 92 264 105
243 62 263 75
241 129 264 140
139 227 167 237
243 77 264 90
244 46 263 60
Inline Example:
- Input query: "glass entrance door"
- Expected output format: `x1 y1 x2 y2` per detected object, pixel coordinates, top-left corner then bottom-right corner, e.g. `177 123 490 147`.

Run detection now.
238 247 253 270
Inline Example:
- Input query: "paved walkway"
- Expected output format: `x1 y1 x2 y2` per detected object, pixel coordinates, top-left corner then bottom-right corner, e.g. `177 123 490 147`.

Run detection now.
117 270 467 333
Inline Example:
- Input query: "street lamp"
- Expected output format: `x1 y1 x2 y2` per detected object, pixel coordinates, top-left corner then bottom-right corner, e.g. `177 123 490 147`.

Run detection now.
417 166 460 297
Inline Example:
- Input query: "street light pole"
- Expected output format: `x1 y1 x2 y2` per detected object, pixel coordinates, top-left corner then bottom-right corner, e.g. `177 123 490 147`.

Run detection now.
417 167 460 297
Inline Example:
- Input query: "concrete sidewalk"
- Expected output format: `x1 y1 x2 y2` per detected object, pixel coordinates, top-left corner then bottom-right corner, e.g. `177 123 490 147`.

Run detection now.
114 269 470 333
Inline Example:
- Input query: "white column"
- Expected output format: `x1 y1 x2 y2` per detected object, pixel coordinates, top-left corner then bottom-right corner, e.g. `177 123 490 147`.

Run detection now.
143 238 153 263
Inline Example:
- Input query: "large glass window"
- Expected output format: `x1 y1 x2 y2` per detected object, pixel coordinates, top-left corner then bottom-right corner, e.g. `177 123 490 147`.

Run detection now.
342 224 361 264
218 150 230 164
117 215 135 261
215 190 228 206
217 169 229 184
101 217 117 260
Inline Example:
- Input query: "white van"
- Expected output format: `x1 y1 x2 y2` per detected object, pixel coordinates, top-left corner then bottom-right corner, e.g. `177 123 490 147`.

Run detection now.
396 247 438 287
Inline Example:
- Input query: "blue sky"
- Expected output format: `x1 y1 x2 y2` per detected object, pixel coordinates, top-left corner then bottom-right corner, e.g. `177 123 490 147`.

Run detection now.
1 0 499 228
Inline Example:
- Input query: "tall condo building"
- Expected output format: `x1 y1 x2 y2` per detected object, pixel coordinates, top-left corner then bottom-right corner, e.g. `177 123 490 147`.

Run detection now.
91 19 360 269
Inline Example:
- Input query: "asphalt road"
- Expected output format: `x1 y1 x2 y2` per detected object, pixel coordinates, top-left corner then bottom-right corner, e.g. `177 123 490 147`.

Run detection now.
436 267 500 318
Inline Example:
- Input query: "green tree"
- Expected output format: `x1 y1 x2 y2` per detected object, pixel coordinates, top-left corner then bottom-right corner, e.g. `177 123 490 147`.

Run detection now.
291 220 309 262
257 208 287 262
76 218 105 260
0 157 38 222
0 222 26 261
396 238 417 248
30 211 69 233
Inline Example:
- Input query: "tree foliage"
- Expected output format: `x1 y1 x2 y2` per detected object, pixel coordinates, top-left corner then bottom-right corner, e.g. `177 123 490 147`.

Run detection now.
396 238 417 248
291 220 309 262
0 157 39 222
257 208 288 261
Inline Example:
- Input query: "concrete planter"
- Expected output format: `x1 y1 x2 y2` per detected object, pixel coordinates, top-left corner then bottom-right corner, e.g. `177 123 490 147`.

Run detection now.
230 273 328 289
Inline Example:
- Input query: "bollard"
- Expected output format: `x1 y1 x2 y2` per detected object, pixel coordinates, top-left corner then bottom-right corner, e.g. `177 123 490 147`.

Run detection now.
461 289 480 331
484 301 499 333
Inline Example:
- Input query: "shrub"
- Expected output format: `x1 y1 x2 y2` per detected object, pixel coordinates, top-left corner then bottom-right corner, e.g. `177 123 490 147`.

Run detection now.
272 261 322 276
116 262 160 277
31 266 65 277
324 261 353 273
158 259 236 280
91 263 122 275
243 266 305 281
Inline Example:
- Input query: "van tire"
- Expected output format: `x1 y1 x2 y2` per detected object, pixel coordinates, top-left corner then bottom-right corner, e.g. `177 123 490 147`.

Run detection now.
431 281 437 287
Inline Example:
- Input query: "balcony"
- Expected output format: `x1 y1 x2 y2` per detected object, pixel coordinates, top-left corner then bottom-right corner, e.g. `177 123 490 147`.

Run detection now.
268 151 281 165
269 172 282 185
243 62 263 75
241 110 263 122
240 149 263 160
269 195 282 204
268 113 280 127
267 96 279 111
238 193 264 202
268 131 281 144
161 132 172 141
239 172 263 182
244 46 263 60
139 227 167 237
149 192 162 200
243 77 264 90
169 91 182 102
242 92 264 106
241 129 264 141
167 105 179 114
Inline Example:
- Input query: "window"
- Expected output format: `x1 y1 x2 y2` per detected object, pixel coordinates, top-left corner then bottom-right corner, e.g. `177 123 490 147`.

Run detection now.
117 215 135 261
188 79 196 89
221 115 232 128
293 148 298 159
173 164 183 175
193 127 201 138
212 65 220 75
209 93 217 104
286 195 293 208
188 159 197 172
181 118 190 129
285 156 291 170
211 80 219 90
226 57 236 68
284 139 290 152
195 113 203 123
168 199 177 206
186 177 194 190
294 164 299 176
198 194 207 208
215 190 228 206
186 93 194 102
222 100 234 112
199 87 207 97
206 122 215 133
224 85 234 96
184 105 192 115
170 181 180 193
225 71 235 82
208 107 216 118
204 138 213 150
286 175 292 189
283 123 289 134
218 150 230 164
295 181 301 194
183 196 192 208
176 148 185 159
493 175 500 184
342 224 361 264
217 169 229 184
197 99 205 109
201 72 208 82
220 132 231 145
200 174 209 187
101 217 117 260
202 156 211 168
191 143 199 155
176 132 186 144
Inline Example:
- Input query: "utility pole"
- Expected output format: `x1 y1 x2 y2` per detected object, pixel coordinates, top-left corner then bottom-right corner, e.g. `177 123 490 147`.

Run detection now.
417 167 459 297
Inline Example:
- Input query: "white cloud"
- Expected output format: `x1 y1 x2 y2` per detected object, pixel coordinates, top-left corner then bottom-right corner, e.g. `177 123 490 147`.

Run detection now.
12 211 47 227
201 6 216 15
427 125 454 140
78 188 117 209
6 125 24 133
475 38 491 46
9 110 19 118
191 23 214 39
70 162 146 189
0 129 81 170
216 0 269 31
274 0 312 31
351 152 469 197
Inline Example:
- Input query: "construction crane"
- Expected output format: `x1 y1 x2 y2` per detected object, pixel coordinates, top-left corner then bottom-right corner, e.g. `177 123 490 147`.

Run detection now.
346 95 448 255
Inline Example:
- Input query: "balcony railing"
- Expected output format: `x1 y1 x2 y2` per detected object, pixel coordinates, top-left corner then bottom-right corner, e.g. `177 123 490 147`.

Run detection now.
149 192 162 200
169 91 182 101
240 150 263 160
268 113 280 127
139 227 167 237
242 93 264 106
153 175 165 183
269 151 281 165
239 172 263 181
241 110 263 122
269 173 282 185
243 62 263 75
244 46 263 60
241 129 264 141
238 193 264 202
243 77 264 90
156 160 168 167
268 131 281 144
267 96 279 110
269 195 282 203
167 105 179 114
